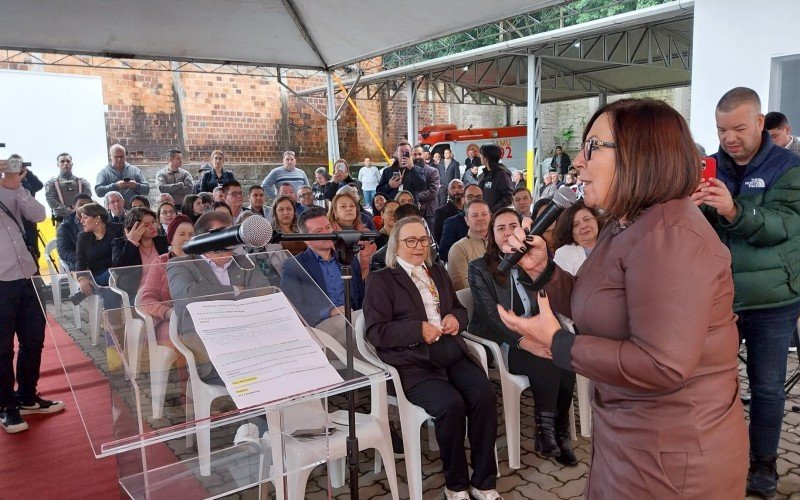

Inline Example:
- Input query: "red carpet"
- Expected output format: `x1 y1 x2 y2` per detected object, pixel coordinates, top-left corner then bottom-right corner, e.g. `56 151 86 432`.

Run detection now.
0 316 121 499
0 315 209 499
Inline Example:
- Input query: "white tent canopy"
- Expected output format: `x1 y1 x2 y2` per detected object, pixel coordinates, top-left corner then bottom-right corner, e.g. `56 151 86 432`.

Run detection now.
0 0 557 70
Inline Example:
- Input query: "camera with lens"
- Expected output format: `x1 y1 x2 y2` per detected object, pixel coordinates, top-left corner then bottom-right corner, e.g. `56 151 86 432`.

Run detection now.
0 155 31 174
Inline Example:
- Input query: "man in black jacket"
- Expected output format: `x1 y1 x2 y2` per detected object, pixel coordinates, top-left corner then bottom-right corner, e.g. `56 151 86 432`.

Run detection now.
56 193 93 270
549 146 571 175
433 179 464 244
376 141 427 202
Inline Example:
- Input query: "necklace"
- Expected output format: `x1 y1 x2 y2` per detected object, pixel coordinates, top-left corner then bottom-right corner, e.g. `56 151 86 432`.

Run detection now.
140 244 156 258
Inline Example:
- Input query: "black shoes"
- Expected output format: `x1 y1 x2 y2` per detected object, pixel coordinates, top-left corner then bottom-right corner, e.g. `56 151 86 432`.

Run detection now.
69 290 86 305
389 420 404 458
554 420 578 467
533 409 560 458
747 455 778 499
0 406 28 433
17 395 65 415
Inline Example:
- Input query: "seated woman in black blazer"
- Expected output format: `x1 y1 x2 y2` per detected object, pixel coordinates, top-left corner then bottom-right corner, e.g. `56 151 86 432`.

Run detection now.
363 216 499 500
468 207 577 467
73 202 124 304
111 207 169 302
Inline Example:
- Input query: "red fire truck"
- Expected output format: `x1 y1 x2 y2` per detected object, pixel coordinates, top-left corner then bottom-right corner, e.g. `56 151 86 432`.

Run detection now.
418 124 528 171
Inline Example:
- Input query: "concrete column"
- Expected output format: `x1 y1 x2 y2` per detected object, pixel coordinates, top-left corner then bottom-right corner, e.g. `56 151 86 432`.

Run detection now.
325 73 340 170
527 55 541 196
406 77 418 144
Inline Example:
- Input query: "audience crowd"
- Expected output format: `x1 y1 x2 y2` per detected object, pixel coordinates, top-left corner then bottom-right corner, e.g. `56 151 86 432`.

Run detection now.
9 87 800 499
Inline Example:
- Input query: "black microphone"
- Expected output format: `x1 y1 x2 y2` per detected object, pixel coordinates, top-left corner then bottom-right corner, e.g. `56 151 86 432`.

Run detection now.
182 215 273 254
183 214 381 255
269 229 380 243
497 185 578 273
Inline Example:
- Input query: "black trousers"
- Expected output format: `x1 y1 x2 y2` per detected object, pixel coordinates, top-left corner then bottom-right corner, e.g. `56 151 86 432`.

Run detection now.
0 279 46 407
508 346 575 423
405 356 497 491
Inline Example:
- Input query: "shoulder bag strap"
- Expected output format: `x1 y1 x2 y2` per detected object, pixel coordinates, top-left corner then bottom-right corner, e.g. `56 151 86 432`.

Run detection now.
0 198 33 247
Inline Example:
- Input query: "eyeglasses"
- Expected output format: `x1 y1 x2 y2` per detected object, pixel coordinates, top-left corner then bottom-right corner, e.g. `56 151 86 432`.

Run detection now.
299 193 313 198
161 210 176 216
402 236 431 248
583 139 616 161
227 191 243 197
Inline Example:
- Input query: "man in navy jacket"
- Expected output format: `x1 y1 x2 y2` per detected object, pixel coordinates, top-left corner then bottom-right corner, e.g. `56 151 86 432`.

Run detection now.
280 206 364 346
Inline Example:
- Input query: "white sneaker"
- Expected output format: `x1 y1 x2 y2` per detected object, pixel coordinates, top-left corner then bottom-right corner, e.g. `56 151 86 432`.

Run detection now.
233 422 261 448
470 487 503 500
443 488 470 500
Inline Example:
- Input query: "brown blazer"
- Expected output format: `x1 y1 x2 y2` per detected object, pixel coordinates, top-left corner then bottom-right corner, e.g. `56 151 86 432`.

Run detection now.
363 263 471 391
546 198 748 498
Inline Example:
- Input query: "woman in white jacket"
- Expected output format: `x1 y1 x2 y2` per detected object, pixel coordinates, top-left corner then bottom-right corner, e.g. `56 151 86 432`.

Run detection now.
552 199 601 276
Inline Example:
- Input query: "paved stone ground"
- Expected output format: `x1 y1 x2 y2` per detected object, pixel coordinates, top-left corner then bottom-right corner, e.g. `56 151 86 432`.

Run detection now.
47 305 800 499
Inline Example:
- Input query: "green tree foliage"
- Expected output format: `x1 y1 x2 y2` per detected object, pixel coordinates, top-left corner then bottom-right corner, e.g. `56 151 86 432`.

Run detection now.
383 0 670 69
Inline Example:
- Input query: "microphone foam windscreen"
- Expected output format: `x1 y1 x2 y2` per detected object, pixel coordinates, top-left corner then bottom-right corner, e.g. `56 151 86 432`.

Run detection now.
241 215 273 247
553 185 579 209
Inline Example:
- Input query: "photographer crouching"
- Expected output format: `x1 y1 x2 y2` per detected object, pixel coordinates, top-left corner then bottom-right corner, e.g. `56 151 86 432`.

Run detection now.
0 155 64 434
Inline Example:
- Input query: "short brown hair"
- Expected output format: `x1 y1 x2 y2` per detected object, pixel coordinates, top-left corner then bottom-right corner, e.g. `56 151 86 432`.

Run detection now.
583 98 699 221
553 199 603 250
717 87 761 113
124 207 158 231
77 203 109 224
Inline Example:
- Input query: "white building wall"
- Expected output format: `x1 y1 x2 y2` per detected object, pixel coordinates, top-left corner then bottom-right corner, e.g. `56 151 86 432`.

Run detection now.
690 0 800 153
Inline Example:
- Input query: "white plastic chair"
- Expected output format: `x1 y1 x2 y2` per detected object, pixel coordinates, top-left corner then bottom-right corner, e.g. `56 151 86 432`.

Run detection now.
58 260 83 329
108 273 146 377
168 310 229 477
68 268 101 345
270 327 400 500
354 314 495 499
44 240 69 316
456 288 578 469
134 293 180 419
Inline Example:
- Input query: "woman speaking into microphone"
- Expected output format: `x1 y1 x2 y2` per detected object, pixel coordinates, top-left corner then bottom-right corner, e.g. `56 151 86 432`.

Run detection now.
497 99 747 498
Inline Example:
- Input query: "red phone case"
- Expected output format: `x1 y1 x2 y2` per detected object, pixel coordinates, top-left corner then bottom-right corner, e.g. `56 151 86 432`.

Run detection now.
701 156 716 181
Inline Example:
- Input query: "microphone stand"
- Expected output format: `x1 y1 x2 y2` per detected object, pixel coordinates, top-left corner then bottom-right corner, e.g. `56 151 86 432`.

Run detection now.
275 230 376 498
331 231 365 499
185 227 375 496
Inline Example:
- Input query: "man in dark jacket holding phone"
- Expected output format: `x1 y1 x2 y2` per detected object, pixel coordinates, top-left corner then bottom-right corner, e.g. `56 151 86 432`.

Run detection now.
694 87 800 499
376 141 427 202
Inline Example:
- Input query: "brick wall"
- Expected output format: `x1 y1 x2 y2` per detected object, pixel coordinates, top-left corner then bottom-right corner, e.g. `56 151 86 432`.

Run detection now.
1 53 690 189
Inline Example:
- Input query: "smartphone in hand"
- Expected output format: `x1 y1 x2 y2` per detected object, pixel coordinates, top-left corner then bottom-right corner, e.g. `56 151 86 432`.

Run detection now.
700 157 716 182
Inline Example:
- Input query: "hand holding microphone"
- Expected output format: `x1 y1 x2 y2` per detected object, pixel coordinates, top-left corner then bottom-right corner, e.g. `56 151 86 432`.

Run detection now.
497 185 578 274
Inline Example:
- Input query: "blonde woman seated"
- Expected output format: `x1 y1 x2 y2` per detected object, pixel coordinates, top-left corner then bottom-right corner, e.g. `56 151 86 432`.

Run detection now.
271 195 306 256
363 216 500 500
328 191 376 277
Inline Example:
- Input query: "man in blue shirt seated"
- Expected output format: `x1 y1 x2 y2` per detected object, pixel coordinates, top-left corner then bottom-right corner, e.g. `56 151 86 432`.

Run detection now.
281 206 364 346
